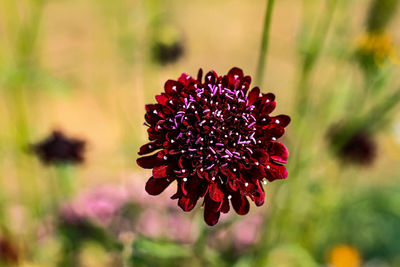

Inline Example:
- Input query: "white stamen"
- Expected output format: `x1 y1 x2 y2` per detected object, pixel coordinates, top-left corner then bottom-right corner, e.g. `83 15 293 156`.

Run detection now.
228 195 232 199
245 182 249 187
183 177 188 182
267 165 271 169
163 156 167 160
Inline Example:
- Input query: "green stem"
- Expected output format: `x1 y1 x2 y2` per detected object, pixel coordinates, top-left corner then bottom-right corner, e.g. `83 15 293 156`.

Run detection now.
295 0 338 116
255 0 275 86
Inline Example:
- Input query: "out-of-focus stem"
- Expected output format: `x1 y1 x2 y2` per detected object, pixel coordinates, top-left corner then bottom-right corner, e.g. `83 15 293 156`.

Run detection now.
295 0 338 117
255 0 275 86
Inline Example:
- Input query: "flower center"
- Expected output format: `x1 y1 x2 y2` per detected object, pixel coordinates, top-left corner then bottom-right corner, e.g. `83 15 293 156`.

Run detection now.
168 81 260 177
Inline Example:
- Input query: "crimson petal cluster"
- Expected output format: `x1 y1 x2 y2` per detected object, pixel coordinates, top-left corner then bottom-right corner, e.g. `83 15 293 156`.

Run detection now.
137 67 290 226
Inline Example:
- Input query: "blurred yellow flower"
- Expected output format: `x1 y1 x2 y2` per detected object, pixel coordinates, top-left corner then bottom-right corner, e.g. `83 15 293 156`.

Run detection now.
356 32 398 66
328 245 362 267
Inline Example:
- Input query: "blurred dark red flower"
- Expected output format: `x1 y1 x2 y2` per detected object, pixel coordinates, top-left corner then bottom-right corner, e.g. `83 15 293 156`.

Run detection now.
137 68 290 226
32 130 86 165
339 131 377 166
0 236 19 265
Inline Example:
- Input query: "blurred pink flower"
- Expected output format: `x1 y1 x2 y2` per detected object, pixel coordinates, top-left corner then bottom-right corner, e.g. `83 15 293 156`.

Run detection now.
232 215 263 250
60 185 130 226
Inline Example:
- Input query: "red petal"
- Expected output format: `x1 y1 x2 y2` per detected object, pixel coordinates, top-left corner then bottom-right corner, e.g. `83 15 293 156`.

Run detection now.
208 183 224 203
266 163 288 181
197 68 203 83
262 101 276 114
269 142 289 164
164 80 177 94
145 177 173 195
204 71 218 84
252 180 265 206
137 154 162 169
155 94 168 105
248 87 260 105
231 191 250 215
138 142 160 156
204 196 221 226
178 196 198 212
152 165 169 178
220 196 230 213
254 149 269 164
273 115 291 127
227 67 244 86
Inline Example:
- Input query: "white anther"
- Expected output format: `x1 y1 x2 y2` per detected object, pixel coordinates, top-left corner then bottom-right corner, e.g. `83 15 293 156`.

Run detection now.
182 169 186 173
171 140 175 143
228 195 232 199
233 168 237 172
275 119 280 124
181 150 185 153
200 168 204 172
212 177 216 181
153 110 158 114
255 162 259 166
263 180 267 185
267 165 271 169
183 177 188 182
272 137 277 141
245 182 249 187
163 156 167 160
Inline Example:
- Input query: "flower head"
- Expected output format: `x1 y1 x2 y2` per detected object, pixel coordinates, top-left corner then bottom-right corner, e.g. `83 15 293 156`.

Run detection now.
0 235 20 265
31 130 86 165
60 185 130 227
328 244 361 267
137 68 290 225
356 32 396 72
151 25 184 65
330 126 377 166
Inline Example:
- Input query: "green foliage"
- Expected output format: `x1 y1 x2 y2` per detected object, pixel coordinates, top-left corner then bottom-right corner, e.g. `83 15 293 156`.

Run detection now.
129 237 191 267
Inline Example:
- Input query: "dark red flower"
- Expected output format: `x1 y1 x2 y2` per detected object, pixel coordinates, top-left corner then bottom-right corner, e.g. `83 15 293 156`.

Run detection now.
32 130 86 165
339 131 376 166
0 236 19 265
137 68 290 226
